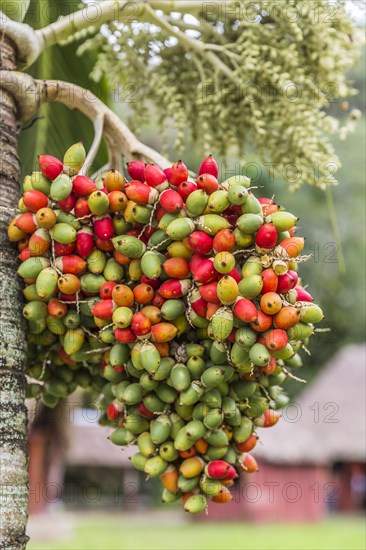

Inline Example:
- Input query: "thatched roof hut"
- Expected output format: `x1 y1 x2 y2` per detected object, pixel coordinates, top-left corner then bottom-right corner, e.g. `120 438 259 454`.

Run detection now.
254 344 366 465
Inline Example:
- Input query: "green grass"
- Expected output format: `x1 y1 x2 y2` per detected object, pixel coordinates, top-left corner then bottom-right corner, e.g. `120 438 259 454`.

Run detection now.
28 514 365 550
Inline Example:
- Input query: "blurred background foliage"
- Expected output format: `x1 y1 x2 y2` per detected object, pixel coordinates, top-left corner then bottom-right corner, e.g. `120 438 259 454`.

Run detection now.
19 1 365 397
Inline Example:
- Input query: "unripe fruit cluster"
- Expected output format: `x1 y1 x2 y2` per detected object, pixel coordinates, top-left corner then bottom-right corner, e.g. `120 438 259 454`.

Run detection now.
9 145 324 513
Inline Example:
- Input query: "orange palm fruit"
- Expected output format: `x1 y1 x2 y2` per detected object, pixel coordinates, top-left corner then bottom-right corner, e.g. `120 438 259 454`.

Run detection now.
48 298 68 318
133 283 155 305
260 292 282 315
274 306 301 329
35 207 57 229
160 466 179 494
212 485 233 503
279 237 305 258
58 273 81 294
105 169 125 192
112 284 134 307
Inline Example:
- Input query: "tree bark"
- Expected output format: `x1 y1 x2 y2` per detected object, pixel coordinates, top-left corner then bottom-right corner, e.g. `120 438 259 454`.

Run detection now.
0 36 29 550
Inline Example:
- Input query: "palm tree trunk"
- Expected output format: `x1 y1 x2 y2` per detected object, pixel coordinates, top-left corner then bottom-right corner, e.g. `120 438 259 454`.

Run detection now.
0 36 29 550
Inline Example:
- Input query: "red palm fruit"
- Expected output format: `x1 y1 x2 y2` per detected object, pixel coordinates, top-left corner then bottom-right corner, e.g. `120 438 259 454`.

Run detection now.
205 460 231 480
138 402 155 419
114 327 136 343
105 170 125 192
260 292 282 315
125 181 159 205
233 298 258 323
294 285 313 302
74 197 92 220
76 227 94 258
160 189 183 213
191 295 208 318
178 180 197 201
112 284 134 307
163 167 173 182
131 312 152 337
100 281 117 300
228 328 237 343
92 299 115 320
133 283 155 304
15 212 37 233
55 255 86 275
23 190 49 212
144 164 168 189
224 268 241 284
153 342 169 356
169 160 189 186
265 328 288 351
213 228 236 253
127 160 145 182
72 175 96 196
58 192 76 212
259 197 279 216
152 295 165 308
28 228 51 256
114 251 131 266
54 242 75 256
261 268 278 294
140 306 162 325
238 453 259 473
161 466 179 493
199 282 219 305
193 258 218 283
250 309 272 332
141 226 156 241
223 465 239 480
256 409 281 428
18 248 31 262
206 302 220 320
109 190 127 212
151 322 178 342
256 223 278 249
261 356 277 375
274 306 301 329
38 154 63 180
106 401 123 422
163 257 190 279
179 447 196 459
212 486 233 504
58 273 80 295
95 238 114 252
48 298 67 318
189 253 206 275
196 173 219 194
58 292 77 302
277 271 297 294
17 238 29 252
236 434 258 453
58 347 76 366
158 279 191 299
181 492 194 505
141 276 161 290
94 216 114 241
279 236 305 258
198 154 219 178
188 231 213 255
155 205 166 223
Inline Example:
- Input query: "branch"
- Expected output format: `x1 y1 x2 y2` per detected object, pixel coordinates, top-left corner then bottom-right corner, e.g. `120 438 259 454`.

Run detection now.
0 71 171 169
35 0 236 51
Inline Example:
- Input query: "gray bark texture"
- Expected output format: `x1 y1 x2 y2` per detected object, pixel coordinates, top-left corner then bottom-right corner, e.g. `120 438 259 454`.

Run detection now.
0 35 29 550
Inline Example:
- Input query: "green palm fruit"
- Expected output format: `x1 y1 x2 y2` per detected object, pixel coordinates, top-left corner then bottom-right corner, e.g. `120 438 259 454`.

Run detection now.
241 193 262 214
174 403 194 420
201 366 234 389
113 235 146 258
50 174 72 201
203 408 224 430
50 223 77 244
110 427 135 446
300 304 324 324
124 413 149 435
161 299 185 321
63 328 85 355
208 308 234 341
35 267 58 300
207 190 229 213
103 258 124 282
158 212 180 231
249 343 271 366
18 257 50 279
196 214 231 235
241 256 263 277
143 393 166 413
201 388 222 408
179 382 204 406
148 229 172 251
204 445 228 460
170 364 191 392
140 372 159 392
178 475 200 493
162 489 181 503
63 142 86 175
137 432 155 458
141 250 163 279
63 310 80 329
166 218 195 240
237 213 263 234
200 478 223 497
204 429 229 448
210 341 228 365
23 301 48 322
44 379 69 398
121 383 143 405
230 380 257 401
235 327 258 349
186 189 209 217
169 413 185 438
150 415 172 444
238 275 263 299
152 357 174 381
46 316 66 335
233 417 253 443
186 343 205 358
140 342 161 373
221 174 251 190
272 343 295 359
246 396 270 418
192 402 211 421
110 343 130 366
184 494 207 514
155 383 178 404
130 452 148 472
30 171 51 194
159 441 179 462
227 184 249 205
269 211 298 231
144 456 168 478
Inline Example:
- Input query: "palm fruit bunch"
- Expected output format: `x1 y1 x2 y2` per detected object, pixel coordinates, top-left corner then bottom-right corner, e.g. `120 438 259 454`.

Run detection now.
9 143 324 513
